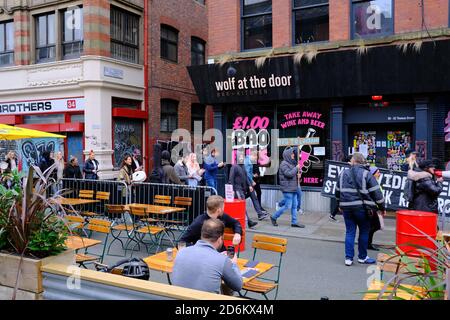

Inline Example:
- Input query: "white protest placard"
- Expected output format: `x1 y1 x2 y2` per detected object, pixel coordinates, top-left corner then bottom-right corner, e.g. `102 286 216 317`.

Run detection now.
225 184 234 201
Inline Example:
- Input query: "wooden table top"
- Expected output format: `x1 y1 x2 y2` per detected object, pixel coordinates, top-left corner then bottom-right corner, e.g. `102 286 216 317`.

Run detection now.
364 280 425 300
125 204 185 215
143 249 273 284
53 198 101 206
65 236 102 251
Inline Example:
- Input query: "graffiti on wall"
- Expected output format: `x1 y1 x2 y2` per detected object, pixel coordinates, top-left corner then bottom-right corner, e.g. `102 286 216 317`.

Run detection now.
18 138 63 173
113 120 143 169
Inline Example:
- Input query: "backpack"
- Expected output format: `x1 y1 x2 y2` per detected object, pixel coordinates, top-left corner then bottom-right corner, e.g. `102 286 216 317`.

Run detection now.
403 178 416 205
149 166 165 183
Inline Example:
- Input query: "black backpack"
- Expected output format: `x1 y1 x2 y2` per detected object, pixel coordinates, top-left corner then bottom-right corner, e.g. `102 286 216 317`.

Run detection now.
149 166 165 183
403 178 416 205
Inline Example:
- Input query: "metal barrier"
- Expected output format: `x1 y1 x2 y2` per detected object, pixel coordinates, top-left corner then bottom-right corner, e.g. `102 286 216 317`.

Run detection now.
131 182 218 225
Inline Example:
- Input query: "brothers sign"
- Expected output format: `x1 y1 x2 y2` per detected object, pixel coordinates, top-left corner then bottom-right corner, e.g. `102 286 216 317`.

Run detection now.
321 160 450 213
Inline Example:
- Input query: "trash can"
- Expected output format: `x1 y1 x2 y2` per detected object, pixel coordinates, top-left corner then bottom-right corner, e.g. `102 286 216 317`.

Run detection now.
223 199 246 252
396 210 438 269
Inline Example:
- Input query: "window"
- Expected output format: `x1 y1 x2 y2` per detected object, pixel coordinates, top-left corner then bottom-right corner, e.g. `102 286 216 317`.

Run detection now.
111 6 139 64
160 99 178 132
195 0 206 5
36 13 56 63
112 97 141 109
62 7 83 59
70 114 85 123
191 37 206 66
0 21 14 66
23 114 65 124
161 25 178 62
293 0 329 44
351 0 393 39
241 0 272 50
191 104 206 132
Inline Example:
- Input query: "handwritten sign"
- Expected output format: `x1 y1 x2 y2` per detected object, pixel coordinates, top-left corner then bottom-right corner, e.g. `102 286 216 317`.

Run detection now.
278 137 320 147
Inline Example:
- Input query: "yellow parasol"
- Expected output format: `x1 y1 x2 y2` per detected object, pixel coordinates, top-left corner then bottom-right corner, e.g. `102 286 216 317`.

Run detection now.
0 124 66 140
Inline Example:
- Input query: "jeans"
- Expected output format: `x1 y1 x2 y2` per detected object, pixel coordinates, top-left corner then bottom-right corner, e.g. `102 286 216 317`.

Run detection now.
279 186 302 211
272 192 298 225
343 209 371 260
206 178 217 191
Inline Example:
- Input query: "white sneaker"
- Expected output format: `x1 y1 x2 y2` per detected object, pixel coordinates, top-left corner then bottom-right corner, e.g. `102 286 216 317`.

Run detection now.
345 259 353 266
275 203 280 211
298 209 304 215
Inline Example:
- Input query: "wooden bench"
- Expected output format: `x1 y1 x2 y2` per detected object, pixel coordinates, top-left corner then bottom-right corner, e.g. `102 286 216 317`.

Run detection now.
364 281 426 300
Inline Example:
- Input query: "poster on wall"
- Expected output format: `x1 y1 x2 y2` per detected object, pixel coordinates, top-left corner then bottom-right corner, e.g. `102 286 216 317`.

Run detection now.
321 160 450 214
386 130 411 171
352 131 376 165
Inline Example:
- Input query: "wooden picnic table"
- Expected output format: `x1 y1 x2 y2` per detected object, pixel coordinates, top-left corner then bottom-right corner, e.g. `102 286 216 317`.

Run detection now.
124 203 185 215
65 235 102 251
143 248 273 285
53 198 101 206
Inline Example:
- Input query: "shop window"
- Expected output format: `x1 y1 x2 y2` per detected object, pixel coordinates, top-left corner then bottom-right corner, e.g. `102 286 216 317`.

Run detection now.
191 37 206 66
191 103 206 132
351 0 393 39
23 114 65 124
161 25 179 63
0 20 14 66
62 7 83 60
111 6 140 64
112 97 141 109
160 99 178 132
293 0 329 44
36 13 56 63
70 114 85 123
113 119 143 169
241 0 273 50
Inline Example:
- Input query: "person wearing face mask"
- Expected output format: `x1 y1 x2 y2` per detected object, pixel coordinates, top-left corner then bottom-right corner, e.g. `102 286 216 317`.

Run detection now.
84 150 100 180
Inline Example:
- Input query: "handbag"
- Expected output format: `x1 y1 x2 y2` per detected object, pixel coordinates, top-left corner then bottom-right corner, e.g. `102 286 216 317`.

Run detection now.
349 167 375 217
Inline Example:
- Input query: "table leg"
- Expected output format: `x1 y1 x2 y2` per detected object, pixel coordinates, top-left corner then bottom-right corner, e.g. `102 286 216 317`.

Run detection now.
167 273 172 285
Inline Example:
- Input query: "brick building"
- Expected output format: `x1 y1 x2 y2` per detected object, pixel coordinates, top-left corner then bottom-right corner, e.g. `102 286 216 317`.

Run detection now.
0 0 209 178
188 0 450 211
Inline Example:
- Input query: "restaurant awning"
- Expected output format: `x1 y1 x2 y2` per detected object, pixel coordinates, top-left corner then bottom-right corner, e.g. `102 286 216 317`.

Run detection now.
0 124 66 140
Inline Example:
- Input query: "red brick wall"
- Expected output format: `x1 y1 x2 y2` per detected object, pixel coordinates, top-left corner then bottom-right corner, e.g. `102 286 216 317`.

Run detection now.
83 0 111 57
208 0 240 55
13 10 31 65
395 0 449 34
329 0 350 41
273 0 292 48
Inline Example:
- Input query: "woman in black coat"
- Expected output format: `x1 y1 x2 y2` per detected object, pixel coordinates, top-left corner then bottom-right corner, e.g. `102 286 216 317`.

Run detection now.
83 150 100 180
407 160 443 214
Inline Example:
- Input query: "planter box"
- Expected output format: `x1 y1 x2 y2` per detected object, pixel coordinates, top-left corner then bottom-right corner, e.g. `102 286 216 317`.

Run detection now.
0 249 75 300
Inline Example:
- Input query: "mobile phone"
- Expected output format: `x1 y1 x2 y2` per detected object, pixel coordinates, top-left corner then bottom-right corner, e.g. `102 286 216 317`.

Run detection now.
227 246 235 259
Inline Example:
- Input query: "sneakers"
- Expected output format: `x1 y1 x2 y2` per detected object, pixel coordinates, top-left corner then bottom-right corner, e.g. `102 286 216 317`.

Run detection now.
258 212 269 221
270 216 278 226
345 259 353 266
329 215 338 222
248 220 258 228
297 209 305 215
291 223 305 228
358 256 376 264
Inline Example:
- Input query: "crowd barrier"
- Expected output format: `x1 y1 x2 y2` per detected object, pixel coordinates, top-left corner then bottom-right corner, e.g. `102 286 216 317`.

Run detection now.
57 179 217 224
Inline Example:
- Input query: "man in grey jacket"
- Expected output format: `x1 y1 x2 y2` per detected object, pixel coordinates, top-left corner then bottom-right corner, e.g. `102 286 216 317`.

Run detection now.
172 218 243 295
174 155 190 185
270 147 305 228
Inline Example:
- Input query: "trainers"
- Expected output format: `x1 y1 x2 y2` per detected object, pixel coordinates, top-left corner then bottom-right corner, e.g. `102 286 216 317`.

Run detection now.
248 220 258 228
329 215 338 222
297 209 304 215
270 216 278 226
291 223 305 228
358 256 376 264
258 213 269 221
345 259 353 266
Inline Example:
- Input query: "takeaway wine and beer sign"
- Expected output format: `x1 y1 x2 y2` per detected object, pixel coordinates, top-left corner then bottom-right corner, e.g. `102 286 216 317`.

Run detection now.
321 160 450 213
0 97 85 115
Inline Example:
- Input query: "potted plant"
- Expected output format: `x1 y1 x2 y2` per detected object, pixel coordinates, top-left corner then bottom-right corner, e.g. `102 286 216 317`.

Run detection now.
0 165 75 300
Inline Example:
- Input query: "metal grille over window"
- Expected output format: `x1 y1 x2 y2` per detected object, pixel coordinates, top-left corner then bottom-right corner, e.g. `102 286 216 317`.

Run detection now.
293 0 329 44
36 13 56 63
111 6 140 64
161 25 179 63
160 99 179 132
0 20 14 66
242 0 272 50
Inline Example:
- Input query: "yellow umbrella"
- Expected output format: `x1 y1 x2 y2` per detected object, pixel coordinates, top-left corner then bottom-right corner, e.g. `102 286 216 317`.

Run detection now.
0 124 66 140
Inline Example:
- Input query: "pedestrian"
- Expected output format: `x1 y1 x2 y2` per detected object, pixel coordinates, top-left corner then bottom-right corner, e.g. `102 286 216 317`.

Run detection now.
270 147 305 228
336 152 386 266
186 152 204 187
161 150 182 184
368 166 383 251
329 155 352 222
172 218 243 295
54 151 65 182
407 159 443 214
228 152 260 228
245 150 269 214
180 195 242 250
203 148 225 191
83 150 100 180
5 151 18 173
252 160 267 212
131 149 144 173
174 155 190 185
117 154 133 186
39 151 55 174
64 157 82 179
401 150 418 172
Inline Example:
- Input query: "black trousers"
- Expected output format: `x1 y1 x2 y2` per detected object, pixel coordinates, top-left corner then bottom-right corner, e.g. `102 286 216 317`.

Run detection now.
253 182 264 209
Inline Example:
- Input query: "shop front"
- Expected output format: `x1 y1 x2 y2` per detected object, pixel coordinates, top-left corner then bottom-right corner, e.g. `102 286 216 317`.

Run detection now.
188 39 450 211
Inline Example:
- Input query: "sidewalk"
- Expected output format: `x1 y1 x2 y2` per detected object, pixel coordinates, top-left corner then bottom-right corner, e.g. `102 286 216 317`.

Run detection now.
245 208 396 245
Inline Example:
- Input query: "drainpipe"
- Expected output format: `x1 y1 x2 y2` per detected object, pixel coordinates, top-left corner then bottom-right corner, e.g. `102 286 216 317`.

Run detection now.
144 0 150 173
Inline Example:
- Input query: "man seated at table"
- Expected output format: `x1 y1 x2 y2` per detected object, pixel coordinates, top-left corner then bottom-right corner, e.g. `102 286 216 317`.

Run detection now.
172 218 243 294
180 195 242 250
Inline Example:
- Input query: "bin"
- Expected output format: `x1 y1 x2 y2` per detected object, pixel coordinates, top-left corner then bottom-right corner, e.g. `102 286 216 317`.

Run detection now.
223 199 246 252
